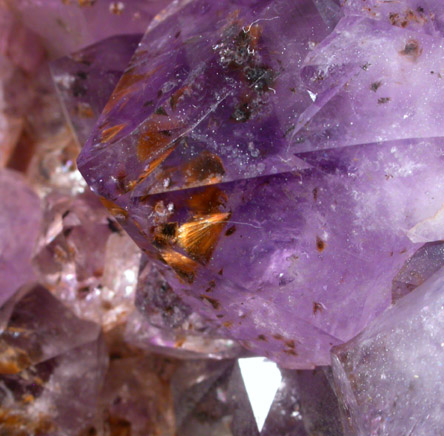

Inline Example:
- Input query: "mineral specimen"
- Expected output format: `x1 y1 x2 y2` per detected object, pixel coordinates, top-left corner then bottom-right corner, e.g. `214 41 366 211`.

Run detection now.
5 0 444 433
0 3 45 167
392 241 444 302
170 357 345 435
332 266 444 436
21 68 86 195
99 346 176 436
171 358 259 435
77 0 444 368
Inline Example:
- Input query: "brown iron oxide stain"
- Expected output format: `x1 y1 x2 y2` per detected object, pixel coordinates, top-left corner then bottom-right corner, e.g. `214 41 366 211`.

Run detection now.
160 249 198 284
101 124 125 143
99 198 128 220
0 342 31 375
177 212 231 264
0 408 55 436
187 186 228 215
184 151 225 186
316 236 326 252
399 39 422 61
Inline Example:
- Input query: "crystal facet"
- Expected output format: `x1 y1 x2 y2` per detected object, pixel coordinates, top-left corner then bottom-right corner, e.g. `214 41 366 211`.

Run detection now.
127 254 243 359
0 169 42 306
51 34 142 146
332 267 444 436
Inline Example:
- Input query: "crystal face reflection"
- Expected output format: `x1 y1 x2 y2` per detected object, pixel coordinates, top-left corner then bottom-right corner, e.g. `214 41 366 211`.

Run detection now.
238 357 282 432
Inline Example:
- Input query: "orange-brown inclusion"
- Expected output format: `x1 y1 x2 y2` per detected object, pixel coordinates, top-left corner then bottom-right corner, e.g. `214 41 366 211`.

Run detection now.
0 409 55 436
177 212 231 264
136 147 175 186
100 198 128 219
76 102 94 119
160 249 198 284
184 151 225 186
107 415 132 436
103 67 160 115
101 124 126 143
187 186 228 215
78 0 95 6
399 39 422 60
0 342 31 375
169 85 189 110
137 126 174 162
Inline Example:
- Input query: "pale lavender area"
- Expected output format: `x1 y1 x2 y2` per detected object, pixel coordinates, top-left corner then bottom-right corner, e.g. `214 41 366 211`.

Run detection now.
0 169 42 307
9 0 174 57
332 266 444 436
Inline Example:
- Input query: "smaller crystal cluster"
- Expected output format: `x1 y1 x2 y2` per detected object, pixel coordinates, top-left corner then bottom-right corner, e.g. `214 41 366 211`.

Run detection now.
33 189 141 330
2 0 444 435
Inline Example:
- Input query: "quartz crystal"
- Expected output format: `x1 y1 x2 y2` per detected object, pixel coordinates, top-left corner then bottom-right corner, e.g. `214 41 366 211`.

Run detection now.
262 367 344 436
127 254 243 359
332 266 444 436
171 358 259 435
170 357 345 435
392 241 444 302
23 68 85 196
51 34 142 146
0 2 45 168
33 189 141 330
5 0 444 433
51 30 244 358
7 0 173 57
78 0 444 367
98 341 176 436
0 285 106 435
0 169 42 307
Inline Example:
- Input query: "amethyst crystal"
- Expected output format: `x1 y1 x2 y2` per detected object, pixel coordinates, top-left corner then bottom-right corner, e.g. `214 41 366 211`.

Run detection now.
262 367 344 436
171 358 259 435
8 0 173 57
99 350 175 436
77 0 444 367
6 0 444 433
392 241 444 302
0 285 106 435
332 266 444 436
0 169 42 307
51 34 142 146
33 189 140 330
127 254 243 359
0 4 45 167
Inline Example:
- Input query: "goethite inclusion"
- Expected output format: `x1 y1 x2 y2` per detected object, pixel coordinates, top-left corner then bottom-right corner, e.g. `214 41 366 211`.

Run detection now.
2 0 444 434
